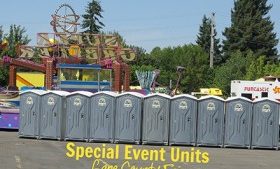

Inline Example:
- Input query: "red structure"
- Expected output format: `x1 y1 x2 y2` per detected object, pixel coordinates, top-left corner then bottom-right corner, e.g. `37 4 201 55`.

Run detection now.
0 56 51 89
8 65 17 88
0 55 131 92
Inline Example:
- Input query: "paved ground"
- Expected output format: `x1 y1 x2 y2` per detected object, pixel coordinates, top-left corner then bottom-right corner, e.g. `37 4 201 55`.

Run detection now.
0 130 280 169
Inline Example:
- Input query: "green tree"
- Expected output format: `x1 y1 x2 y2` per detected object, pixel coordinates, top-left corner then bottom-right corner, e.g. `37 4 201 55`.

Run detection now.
245 55 266 80
4 25 30 57
223 0 278 58
82 0 105 33
0 26 7 56
196 15 222 64
213 51 254 96
264 63 280 76
0 25 30 86
146 45 212 93
0 25 7 86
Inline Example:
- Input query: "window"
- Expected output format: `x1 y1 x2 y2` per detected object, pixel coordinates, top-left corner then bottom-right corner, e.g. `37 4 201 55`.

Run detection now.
60 68 98 81
241 93 252 100
82 69 98 81
261 92 268 98
60 68 77 81
100 69 111 82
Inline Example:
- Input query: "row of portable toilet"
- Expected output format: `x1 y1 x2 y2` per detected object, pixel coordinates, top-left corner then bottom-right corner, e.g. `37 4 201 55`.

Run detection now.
19 90 279 150
19 90 142 144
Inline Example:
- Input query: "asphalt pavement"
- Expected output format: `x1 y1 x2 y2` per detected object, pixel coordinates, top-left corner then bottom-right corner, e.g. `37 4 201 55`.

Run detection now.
0 131 280 169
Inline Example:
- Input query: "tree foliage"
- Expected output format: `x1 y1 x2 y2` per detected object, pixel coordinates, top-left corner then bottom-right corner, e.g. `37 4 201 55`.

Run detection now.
223 0 278 58
213 51 254 96
82 0 105 33
4 25 30 57
0 25 30 86
0 26 7 86
134 45 213 93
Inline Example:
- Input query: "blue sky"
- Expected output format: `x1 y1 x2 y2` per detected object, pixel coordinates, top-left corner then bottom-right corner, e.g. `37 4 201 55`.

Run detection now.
0 0 279 53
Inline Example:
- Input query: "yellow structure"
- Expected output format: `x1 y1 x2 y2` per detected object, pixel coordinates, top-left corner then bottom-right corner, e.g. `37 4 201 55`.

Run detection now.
16 72 45 89
191 88 223 96
130 86 142 90
69 45 81 57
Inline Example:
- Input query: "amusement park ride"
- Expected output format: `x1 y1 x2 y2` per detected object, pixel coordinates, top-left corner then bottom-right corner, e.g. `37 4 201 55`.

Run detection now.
0 4 136 129
0 4 136 92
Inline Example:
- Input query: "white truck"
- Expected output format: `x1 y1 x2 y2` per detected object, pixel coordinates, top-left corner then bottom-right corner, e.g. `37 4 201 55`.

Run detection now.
231 79 280 138
231 80 280 100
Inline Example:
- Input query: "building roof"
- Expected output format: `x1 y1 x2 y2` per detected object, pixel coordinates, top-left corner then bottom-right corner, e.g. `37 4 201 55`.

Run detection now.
20 89 49 96
67 91 94 97
171 94 197 100
117 92 144 98
46 90 70 96
226 96 252 102
57 64 101 70
253 98 279 104
144 93 171 99
92 91 118 97
199 95 224 101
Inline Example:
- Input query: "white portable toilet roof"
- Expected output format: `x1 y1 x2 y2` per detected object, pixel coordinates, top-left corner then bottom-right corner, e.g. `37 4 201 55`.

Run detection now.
117 92 144 98
144 93 171 99
199 95 224 101
253 98 280 104
20 89 49 96
171 94 197 100
92 91 118 97
226 96 252 102
47 90 70 96
67 91 94 97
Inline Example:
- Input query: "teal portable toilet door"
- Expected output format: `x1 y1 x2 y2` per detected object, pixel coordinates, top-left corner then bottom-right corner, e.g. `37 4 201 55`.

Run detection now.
169 95 197 146
19 90 47 138
142 94 170 145
89 92 116 143
115 92 142 144
252 99 279 149
224 97 252 148
40 93 60 139
65 93 90 141
197 96 224 147
19 93 39 137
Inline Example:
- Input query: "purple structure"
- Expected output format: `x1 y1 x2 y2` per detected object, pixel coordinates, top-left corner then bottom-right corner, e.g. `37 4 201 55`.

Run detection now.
0 109 19 129
130 89 150 95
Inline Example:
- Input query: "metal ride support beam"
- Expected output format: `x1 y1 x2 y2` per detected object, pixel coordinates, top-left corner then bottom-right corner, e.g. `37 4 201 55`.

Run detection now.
10 58 46 73
113 62 122 92
123 63 130 91
45 59 54 90
0 59 3 66
8 65 17 89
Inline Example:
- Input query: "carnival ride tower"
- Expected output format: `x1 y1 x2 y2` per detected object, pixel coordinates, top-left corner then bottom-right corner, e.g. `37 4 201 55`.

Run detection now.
0 4 135 92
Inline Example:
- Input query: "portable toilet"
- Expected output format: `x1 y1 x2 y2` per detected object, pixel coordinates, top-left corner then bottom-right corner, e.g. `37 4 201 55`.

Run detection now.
89 91 117 143
142 93 171 145
169 94 197 146
224 97 252 148
197 96 225 147
39 91 69 140
65 91 92 141
252 98 279 150
19 90 48 138
115 92 143 144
